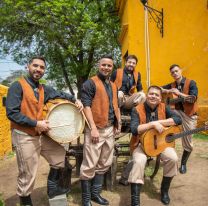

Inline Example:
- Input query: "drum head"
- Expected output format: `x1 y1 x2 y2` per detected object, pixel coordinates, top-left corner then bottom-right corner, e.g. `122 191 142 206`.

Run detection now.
46 102 85 143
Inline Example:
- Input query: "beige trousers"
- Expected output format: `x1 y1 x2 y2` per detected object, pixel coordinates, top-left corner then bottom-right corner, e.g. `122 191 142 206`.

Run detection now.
128 146 178 184
174 110 198 152
80 126 115 180
12 130 66 196
119 91 146 109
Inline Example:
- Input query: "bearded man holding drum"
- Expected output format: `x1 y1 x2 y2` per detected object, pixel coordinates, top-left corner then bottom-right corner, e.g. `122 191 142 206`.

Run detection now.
6 56 83 206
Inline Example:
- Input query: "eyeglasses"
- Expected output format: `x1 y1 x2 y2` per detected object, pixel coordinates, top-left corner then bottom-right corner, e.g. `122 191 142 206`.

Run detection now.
32 64 45 70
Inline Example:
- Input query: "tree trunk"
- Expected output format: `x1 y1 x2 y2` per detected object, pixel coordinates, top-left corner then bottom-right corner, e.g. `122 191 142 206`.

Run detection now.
61 66 75 95
76 75 88 99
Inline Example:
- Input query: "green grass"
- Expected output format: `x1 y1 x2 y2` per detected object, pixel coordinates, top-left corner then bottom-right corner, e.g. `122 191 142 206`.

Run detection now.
6 151 15 159
0 193 5 206
193 133 208 140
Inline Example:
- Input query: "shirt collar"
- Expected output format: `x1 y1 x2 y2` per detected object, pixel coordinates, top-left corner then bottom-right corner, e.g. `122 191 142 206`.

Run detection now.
144 101 158 112
97 72 110 83
176 76 185 86
25 75 39 88
124 67 133 75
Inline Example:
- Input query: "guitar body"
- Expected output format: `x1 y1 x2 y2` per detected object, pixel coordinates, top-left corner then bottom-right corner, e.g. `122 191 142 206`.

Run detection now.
140 126 182 157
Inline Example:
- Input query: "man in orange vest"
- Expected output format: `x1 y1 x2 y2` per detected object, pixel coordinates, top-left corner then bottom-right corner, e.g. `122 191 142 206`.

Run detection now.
111 54 146 109
162 64 198 174
6 56 83 205
129 86 181 206
80 55 121 206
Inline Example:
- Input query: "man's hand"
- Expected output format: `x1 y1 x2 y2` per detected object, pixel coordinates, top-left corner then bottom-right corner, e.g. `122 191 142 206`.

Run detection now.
118 91 124 99
114 124 122 136
169 88 181 96
151 122 165 134
75 99 83 111
91 127 100 144
36 120 50 134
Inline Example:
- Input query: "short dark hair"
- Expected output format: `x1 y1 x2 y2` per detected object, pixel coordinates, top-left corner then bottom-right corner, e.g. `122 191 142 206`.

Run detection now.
169 64 180 71
147 85 162 95
100 54 113 61
126 55 138 64
28 56 46 65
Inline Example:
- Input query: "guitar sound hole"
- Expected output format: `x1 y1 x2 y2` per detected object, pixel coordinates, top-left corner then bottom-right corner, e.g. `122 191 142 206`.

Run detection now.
166 133 174 143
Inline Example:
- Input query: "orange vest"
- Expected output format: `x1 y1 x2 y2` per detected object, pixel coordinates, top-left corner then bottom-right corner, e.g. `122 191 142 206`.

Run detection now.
11 78 45 136
114 68 139 91
171 78 197 116
91 76 119 128
130 103 166 153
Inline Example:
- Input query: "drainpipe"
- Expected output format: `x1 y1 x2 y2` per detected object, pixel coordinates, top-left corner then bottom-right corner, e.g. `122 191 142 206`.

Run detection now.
144 2 151 88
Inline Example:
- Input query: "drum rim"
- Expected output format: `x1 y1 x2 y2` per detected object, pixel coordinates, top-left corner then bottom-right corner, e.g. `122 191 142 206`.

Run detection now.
45 101 85 143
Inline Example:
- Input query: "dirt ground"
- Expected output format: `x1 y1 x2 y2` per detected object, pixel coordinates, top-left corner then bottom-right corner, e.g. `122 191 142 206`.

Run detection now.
0 138 208 206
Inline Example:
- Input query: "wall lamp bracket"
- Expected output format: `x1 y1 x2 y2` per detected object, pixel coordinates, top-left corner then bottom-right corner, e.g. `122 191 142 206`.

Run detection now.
141 1 164 37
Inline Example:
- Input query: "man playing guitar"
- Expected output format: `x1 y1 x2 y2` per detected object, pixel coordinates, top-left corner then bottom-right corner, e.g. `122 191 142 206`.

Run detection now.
162 64 198 174
129 86 182 206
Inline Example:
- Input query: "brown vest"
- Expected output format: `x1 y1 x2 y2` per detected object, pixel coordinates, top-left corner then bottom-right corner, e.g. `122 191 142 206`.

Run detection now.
114 68 139 92
11 77 45 136
91 76 119 128
171 78 197 116
130 103 166 153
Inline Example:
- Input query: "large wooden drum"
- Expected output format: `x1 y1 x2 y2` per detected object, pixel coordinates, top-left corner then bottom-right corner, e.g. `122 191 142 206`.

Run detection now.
43 99 85 144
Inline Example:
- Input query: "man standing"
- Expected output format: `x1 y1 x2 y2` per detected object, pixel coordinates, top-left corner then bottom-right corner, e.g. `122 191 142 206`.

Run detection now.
129 86 182 206
111 54 146 109
6 56 83 205
162 64 198 174
80 55 121 206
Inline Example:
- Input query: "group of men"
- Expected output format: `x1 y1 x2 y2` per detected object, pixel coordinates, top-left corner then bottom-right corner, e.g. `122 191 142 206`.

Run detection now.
6 54 198 206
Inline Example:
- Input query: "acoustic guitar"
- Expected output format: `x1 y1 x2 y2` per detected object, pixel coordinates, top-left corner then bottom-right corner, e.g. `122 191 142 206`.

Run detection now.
162 93 196 109
140 125 207 157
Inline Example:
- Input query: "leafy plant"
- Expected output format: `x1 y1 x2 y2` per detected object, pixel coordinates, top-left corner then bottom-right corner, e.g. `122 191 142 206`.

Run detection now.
0 0 121 97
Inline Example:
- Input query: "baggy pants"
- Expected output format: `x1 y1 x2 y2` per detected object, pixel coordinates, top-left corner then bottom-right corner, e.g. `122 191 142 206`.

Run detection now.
128 146 178 184
80 126 115 180
119 92 146 109
12 129 66 196
174 110 198 152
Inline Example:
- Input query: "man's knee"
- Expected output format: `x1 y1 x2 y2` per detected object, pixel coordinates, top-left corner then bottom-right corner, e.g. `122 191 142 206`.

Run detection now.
169 155 178 164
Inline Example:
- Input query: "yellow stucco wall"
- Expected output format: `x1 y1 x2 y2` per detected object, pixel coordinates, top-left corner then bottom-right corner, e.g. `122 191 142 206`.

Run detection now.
0 84 12 158
116 0 208 125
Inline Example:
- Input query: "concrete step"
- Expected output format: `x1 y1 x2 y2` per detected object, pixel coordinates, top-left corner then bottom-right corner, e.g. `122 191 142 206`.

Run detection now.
48 194 68 206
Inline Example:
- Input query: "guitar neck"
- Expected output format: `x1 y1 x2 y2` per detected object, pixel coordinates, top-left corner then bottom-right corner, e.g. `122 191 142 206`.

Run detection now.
168 97 184 104
166 126 206 142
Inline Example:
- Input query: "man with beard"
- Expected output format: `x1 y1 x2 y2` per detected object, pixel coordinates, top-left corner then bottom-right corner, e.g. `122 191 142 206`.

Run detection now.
6 56 83 205
162 64 198 174
80 55 121 206
111 54 146 109
129 86 182 206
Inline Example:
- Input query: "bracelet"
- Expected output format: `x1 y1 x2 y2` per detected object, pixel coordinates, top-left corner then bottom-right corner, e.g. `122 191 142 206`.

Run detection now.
118 121 122 125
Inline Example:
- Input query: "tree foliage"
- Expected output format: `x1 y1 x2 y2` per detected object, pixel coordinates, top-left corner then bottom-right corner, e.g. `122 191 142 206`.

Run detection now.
0 0 121 96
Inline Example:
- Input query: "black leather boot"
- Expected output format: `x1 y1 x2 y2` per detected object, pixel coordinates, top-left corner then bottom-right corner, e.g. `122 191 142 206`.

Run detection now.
91 174 109 205
81 180 92 206
47 167 70 198
161 176 173 205
59 159 72 191
179 150 191 174
19 195 33 206
131 183 141 206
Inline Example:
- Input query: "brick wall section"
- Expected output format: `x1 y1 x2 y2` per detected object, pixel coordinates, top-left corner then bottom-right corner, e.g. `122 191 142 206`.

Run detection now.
0 84 12 158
